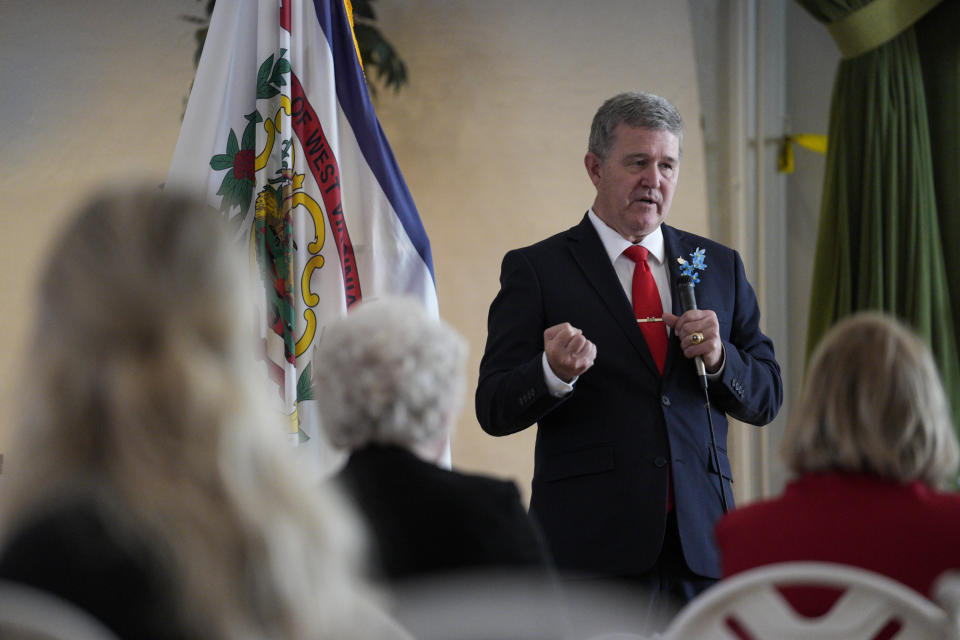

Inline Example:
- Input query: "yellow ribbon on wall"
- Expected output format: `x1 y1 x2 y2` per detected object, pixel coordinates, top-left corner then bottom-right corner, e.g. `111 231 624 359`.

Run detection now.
778 134 828 174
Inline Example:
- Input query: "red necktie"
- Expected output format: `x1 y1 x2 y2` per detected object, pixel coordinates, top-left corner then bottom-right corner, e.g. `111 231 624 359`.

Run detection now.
624 245 667 373
625 245 673 510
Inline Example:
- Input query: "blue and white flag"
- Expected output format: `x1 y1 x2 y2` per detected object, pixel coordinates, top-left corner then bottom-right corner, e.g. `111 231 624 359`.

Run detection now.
167 0 437 463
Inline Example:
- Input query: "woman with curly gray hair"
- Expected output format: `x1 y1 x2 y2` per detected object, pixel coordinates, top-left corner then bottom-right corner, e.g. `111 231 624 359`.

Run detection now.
314 297 552 582
314 296 466 462
0 186 408 640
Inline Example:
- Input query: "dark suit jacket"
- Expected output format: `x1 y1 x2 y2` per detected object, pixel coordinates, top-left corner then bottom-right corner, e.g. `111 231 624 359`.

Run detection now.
475 216 782 579
0 495 193 640
335 445 553 582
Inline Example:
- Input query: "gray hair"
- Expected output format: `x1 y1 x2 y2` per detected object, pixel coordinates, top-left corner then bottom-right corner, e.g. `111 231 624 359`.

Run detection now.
781 312 959 488
2 185 392 639
313 296 467 451
588 91 684 161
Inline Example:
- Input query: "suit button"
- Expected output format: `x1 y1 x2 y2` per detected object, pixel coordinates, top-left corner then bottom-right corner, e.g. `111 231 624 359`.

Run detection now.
654 456 667 467
661 395 671 407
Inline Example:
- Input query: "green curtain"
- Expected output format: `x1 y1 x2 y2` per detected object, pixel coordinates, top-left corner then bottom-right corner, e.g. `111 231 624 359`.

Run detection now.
916 1 960 366
798 0 960 429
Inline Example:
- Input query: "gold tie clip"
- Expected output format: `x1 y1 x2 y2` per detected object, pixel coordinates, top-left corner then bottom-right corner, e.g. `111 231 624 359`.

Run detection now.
637 317 664 323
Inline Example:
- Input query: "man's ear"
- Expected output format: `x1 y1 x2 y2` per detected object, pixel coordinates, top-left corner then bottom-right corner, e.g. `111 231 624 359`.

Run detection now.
584 152 603 188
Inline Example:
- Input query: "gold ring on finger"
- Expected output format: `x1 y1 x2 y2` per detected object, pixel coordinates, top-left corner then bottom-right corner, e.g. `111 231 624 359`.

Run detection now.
690 331 704 345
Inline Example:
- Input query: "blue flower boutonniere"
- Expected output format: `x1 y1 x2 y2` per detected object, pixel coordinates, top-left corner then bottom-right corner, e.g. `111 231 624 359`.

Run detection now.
677 247 707 285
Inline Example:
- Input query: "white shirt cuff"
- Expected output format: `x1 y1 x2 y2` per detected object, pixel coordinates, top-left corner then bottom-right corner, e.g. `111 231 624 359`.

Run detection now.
707 344 726 381
542 352 576 397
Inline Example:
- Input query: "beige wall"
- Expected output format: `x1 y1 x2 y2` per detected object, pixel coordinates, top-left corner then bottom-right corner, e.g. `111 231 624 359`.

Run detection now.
1 1 710 500
0 0 198 449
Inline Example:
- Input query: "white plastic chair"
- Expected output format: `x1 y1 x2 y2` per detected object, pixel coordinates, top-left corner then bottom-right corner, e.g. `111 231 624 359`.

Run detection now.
932 570 960 639
0 581 120 640
663 562 954 640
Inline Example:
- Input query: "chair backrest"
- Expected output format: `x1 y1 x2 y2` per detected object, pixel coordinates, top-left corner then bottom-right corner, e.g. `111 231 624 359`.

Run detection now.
933 570 960 639
663 562 953 640
0 581 121 640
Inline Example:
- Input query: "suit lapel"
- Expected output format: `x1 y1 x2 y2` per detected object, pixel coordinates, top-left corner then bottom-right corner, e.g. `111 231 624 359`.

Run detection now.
662 225 687 379
565 215 661 377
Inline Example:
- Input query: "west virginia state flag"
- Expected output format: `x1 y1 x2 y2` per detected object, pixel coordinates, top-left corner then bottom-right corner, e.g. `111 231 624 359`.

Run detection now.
167 0 437 464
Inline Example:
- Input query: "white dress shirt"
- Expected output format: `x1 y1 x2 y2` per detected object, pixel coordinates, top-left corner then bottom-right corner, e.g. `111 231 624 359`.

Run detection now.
542 210 671 395
587 209 672 318
542 211 721 396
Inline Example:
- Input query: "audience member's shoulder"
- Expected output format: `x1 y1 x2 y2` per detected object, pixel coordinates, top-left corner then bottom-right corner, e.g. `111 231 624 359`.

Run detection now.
913 480 960 511
0 491 188 640
0 490 161 567
415 463 528 512
714 493 785 538
341 445 522 502
449 467 524 499
344 443 408 466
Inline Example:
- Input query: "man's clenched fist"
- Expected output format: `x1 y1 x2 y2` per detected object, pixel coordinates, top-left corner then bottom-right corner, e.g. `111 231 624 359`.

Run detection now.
544 323 596 382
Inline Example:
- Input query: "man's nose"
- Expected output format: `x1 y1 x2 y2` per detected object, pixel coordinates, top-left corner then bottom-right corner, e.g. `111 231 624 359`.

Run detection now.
638 164 659 188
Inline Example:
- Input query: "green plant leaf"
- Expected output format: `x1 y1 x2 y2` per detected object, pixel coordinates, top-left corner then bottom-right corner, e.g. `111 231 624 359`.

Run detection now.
352 0 376 21
225 129 239 156
210 154 234 170
257 54 274 89
184 0 409 106
238 110 264 149
241 118 257 150
297 363 315 402
354 22 407 93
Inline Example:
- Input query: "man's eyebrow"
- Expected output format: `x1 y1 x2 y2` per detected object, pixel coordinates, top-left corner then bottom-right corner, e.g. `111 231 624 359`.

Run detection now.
623 152 678 164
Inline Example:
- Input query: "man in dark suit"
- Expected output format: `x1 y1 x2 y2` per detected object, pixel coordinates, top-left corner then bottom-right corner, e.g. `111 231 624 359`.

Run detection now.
475 92 783 615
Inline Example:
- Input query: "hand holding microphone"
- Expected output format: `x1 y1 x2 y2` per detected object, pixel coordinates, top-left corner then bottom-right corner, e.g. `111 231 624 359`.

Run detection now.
662 275 723 386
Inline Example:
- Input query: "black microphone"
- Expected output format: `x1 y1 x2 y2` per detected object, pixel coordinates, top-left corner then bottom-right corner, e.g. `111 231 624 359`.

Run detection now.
677 275 707 387
677 274 728 513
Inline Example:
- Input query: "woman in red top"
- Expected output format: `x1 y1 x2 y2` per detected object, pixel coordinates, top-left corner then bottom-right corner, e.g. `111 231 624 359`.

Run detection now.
715 312 960 613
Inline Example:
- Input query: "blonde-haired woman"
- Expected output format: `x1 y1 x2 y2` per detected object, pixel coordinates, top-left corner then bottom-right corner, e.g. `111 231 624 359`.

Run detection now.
0 186 407 640
715 312 960 610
